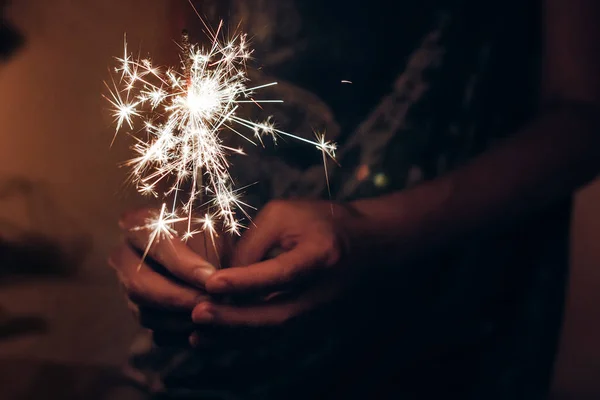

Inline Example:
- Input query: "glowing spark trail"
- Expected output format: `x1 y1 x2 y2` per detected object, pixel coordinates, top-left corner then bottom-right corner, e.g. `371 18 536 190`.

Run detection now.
106 14 336 255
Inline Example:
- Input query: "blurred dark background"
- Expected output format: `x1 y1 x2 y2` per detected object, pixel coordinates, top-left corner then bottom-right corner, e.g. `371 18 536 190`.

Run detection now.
0 1 599 399
0 2 22 61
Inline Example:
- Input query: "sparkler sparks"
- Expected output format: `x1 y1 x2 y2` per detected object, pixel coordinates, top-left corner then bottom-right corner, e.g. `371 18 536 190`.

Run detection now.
106 12 336 255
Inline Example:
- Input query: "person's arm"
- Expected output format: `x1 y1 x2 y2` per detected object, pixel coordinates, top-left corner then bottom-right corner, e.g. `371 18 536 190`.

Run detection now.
193 0 600 326
348 0 600 262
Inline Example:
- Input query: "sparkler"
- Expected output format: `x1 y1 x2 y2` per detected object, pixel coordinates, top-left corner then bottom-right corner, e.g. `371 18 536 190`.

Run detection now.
106 5 336 260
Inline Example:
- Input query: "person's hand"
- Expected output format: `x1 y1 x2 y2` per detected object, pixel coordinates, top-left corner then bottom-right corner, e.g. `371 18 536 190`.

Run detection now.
108 208 230 344
193 200 367 327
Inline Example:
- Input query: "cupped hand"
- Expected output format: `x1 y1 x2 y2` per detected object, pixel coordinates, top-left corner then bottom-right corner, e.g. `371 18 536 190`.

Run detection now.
193 200 367 327
109 208 230 341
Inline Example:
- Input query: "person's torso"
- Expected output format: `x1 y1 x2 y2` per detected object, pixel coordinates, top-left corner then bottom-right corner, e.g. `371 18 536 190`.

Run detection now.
145 2 570 399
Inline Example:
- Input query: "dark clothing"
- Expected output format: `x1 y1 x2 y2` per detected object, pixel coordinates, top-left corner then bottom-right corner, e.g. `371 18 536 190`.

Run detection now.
135 1 568 398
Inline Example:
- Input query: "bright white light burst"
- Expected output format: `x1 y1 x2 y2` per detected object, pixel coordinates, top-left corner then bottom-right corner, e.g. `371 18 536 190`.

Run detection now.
106 17 336 251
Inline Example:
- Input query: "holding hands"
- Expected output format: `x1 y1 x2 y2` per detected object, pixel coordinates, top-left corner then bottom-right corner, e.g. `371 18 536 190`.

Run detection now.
110 200 369 342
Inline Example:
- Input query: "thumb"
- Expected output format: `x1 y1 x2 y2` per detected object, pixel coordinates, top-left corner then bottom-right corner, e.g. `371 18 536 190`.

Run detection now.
230 208 283 267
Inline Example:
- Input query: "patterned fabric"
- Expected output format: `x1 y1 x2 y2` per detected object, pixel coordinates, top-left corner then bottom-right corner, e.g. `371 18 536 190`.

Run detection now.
127 1 569 399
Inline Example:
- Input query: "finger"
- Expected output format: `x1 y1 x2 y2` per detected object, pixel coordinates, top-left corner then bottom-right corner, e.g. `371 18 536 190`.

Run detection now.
120 208 217 287
109 244 208 310
206 244 325 295
192 302 295 327
188 326 234 348
230 203 284 267
192 284 334 327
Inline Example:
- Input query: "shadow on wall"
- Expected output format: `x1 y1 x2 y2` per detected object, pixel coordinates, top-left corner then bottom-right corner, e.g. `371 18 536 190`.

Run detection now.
0 176 92 280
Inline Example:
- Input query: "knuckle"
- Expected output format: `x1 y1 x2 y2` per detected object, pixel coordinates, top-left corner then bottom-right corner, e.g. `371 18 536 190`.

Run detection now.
162 292 190 309
263 200 286 216
310 235 341 267
319 235 336 252
123 275 146 300
319 233 343 265
279 263 299 285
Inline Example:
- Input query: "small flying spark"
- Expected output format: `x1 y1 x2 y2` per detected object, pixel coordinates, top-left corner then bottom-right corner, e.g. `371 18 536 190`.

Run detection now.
106 5 336 257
